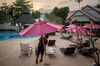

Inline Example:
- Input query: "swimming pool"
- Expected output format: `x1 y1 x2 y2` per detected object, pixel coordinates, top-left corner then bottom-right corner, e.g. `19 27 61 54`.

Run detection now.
0 31 38 41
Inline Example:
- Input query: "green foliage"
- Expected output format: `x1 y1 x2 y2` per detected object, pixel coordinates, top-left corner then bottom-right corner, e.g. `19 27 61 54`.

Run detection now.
0 5 10 24
14 0 33 10
52 7 69 22
32 11 40 19
95 4 100 8
52 7 59 16
0 0 33 24
0 10 6 24
9 0 33 20
46 13 63 24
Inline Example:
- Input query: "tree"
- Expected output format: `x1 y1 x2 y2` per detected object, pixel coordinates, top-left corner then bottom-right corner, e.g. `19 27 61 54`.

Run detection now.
58 7 69 21
0 9 7 24
75 22 100 66
13 0 33 10
83 27 100 66
52 7 59 16
9 0 33 21
46 13 63 24
95 4 100 8
75 0 83 9
32 10 40 19
0 3 11 24
52 7 69 23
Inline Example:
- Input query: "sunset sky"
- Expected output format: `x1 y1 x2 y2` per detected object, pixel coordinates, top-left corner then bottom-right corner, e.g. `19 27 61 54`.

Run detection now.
0 0 99 13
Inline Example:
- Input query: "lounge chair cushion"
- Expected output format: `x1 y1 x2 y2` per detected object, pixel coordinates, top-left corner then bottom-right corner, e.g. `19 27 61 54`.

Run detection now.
60 46 76 55
46 46 56 54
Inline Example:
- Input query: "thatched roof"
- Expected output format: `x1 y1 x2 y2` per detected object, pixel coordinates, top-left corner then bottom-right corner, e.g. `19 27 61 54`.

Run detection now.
16 10 35 24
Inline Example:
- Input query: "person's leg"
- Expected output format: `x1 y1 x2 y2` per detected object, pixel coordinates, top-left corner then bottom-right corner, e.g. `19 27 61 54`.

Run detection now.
40 54 43 62
36 55 39 64
40 50 44 62
36 51 40 64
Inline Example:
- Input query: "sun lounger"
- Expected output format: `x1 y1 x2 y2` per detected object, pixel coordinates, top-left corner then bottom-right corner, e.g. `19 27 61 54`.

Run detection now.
19 42 32 57
48 40 56 47
46 40 56 55
60 46 76 55
46 46 56 55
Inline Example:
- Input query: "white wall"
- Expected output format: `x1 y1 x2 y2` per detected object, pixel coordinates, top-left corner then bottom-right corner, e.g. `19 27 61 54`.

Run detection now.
0 23 19 31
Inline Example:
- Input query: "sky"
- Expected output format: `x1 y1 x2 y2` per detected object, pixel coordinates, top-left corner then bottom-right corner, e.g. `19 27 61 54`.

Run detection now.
0 0 99 13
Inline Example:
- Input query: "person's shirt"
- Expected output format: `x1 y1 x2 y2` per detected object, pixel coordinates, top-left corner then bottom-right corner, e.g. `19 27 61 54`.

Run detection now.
44 37 48 45
38 37 45 49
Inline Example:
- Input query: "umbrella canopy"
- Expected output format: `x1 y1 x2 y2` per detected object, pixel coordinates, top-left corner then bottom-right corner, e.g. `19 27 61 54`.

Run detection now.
66 25 82 32
19 20 58 36
66 24 80 32
66 24 76 28
47 22 63 31
66 26 94 36
84 24 100 29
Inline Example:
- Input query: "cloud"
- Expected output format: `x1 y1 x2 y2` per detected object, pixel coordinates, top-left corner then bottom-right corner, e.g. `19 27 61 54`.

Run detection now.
34 0 52 3
57 0 71 4
33 0 98 12
0 0 98 13
0 0 14 6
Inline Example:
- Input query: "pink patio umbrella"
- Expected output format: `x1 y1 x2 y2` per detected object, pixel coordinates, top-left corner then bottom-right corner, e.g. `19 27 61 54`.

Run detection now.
66 26 94 36
84 24 100 29
66 24 80 33
19 20 58 36
66 24 76 29
47 22 64 31
66 24 78 32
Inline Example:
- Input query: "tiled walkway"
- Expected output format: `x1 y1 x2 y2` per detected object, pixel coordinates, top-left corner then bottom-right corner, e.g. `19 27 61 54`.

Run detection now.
0 33 99 66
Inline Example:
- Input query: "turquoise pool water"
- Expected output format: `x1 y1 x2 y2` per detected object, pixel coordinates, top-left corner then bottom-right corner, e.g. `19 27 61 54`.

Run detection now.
0 31 37 41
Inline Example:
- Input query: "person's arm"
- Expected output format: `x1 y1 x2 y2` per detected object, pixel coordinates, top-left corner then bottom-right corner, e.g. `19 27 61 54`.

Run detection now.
42 38 46 48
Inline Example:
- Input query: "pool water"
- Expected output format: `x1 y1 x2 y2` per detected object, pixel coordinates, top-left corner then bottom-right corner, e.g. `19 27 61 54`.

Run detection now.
0 31 37 41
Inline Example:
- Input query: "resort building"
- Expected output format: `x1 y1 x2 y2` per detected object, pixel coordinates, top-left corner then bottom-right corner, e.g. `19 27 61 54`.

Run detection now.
66 5 100 25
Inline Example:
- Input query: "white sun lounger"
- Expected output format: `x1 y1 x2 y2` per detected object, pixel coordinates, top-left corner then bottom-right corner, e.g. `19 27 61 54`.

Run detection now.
46 46 56 55
19 42 32 56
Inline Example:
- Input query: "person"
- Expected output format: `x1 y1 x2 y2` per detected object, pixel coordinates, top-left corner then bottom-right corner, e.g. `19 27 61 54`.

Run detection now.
43 35 49 56
44 35 49 46
36 35 49 64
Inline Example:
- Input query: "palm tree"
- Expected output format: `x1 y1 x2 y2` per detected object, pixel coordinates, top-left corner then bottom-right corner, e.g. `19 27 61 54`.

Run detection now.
0 2 10 24
12 0 33 18
75 0 83 10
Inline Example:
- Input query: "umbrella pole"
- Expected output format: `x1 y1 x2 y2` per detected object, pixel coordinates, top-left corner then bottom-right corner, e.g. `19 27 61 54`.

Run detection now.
75 24 80 46
60 28 65 39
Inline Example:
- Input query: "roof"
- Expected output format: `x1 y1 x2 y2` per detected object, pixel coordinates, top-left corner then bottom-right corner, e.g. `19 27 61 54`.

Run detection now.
67 5 100 22
16 11 35 24
80 10 100 21
82 5 100 13
94 7 100 12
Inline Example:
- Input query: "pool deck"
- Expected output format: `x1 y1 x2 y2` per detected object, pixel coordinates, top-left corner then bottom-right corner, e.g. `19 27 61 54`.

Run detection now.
0 33 100 66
